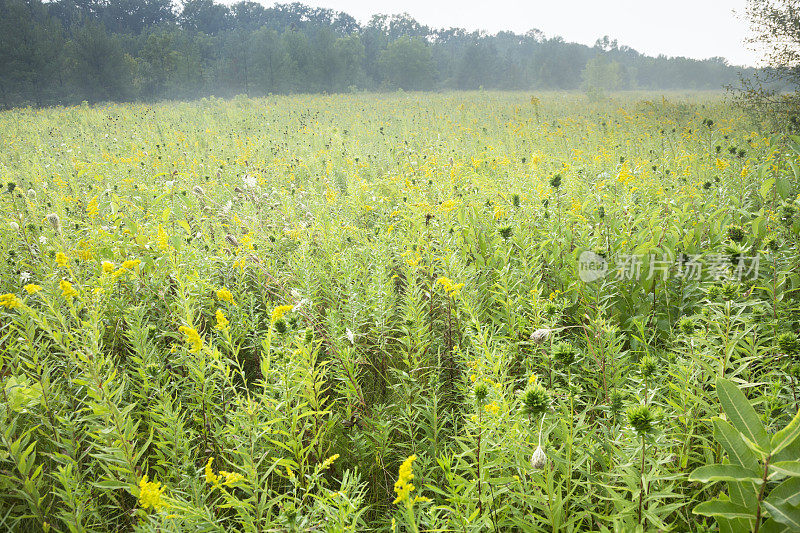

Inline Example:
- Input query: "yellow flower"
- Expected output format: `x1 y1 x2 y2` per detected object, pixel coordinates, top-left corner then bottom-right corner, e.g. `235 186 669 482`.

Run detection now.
319 454 339 471
178 326 203 353
393 454 417 505
102 261 115 273
437 277 464 295
24 284 42 295
204 457 219 485
219 470 245 486
87 196 99 218
485 402 500 415
214 309 229 331
217 287 235 305
271 304 293 323
122 259 140 270
56 252 69 267
157 224 169 251
59 280 78 299
0 293 21 309
138 475 166 512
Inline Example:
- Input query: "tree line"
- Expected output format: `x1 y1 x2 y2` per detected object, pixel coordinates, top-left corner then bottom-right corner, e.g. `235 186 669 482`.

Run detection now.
0 0 754 108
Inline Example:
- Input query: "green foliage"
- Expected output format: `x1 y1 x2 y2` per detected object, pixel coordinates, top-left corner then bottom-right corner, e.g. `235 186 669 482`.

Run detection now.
0 92 798 531
690 377 800 532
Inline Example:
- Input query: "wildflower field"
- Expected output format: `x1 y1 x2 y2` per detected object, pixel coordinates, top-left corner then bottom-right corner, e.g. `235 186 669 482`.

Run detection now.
1 91 800 532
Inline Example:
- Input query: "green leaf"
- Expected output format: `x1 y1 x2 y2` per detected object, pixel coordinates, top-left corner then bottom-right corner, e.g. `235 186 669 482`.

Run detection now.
776 177 791 200
761 177 776 199
771 409 800 457
693 500 753 519
689 464 763 484
713 417 759 470
716 378 770 451
771 461 800 477
766 477 800 507
761 518 794 533
763 501 800 530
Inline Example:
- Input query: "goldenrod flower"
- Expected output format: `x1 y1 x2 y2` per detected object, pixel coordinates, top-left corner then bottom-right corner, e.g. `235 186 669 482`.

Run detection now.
121 259 140 270
319 454 339 471
56 252 69 267
437 277 463 295
138 475 166 512
204 457 219 485
23 284 42 295
87 196 99 218
102 261 115 273
0 293 21 309
393 454 417 505
178 326 203 353
217 287 235 305
214 309 229 331
59 280 78 299
219 470 245 486
271 304 293 323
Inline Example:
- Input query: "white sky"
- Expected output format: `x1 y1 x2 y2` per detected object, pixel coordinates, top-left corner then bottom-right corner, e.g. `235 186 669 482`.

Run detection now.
281 0 761 67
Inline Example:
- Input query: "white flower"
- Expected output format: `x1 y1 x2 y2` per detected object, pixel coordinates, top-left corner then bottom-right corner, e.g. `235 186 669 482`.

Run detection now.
9 222 19 232
39 235 47 244
243 175 257 188
165 180 175 189
20 271 30 283
346 328 355 345
531 445 547 469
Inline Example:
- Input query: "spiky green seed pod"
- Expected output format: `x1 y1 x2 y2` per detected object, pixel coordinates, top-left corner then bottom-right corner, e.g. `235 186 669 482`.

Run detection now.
640 355 657 379
522 383 549 418
610 390 625 414
551 341 576 367
777 332 800 357
474 382 488 403
627 404 657 436
726 224 745 243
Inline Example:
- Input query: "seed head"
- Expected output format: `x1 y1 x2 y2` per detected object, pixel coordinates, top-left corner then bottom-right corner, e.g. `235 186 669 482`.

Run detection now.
521 384 549 418
530 328 553 345
46 213 61 234
530 445 547 469
627 404 658 437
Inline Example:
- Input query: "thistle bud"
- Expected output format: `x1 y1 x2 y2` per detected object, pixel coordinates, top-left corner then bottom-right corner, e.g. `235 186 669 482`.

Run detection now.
522 384 549 419
46 213 61 234
530 445 547 469
9 221 19 232
225 234 239 248
27 189 36 200
474 382 488 404
192 185 205 197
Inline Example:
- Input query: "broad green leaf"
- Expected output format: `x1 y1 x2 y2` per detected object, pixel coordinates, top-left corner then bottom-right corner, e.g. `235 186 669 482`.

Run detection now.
766 477 800 507
713 417 759 470
763 501 800 530
771 461 800 477
771 409 800 457
760 177 776 199
776 177 791 200
716 378 770 451
693 500 752 519
761 518 793 533
689 464 762 484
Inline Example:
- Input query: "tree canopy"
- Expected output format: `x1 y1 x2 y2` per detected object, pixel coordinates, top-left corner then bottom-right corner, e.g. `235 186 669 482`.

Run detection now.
0 0 753 108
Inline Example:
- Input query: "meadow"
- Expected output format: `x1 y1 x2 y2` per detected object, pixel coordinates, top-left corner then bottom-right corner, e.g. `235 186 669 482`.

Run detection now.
0 91 799 532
